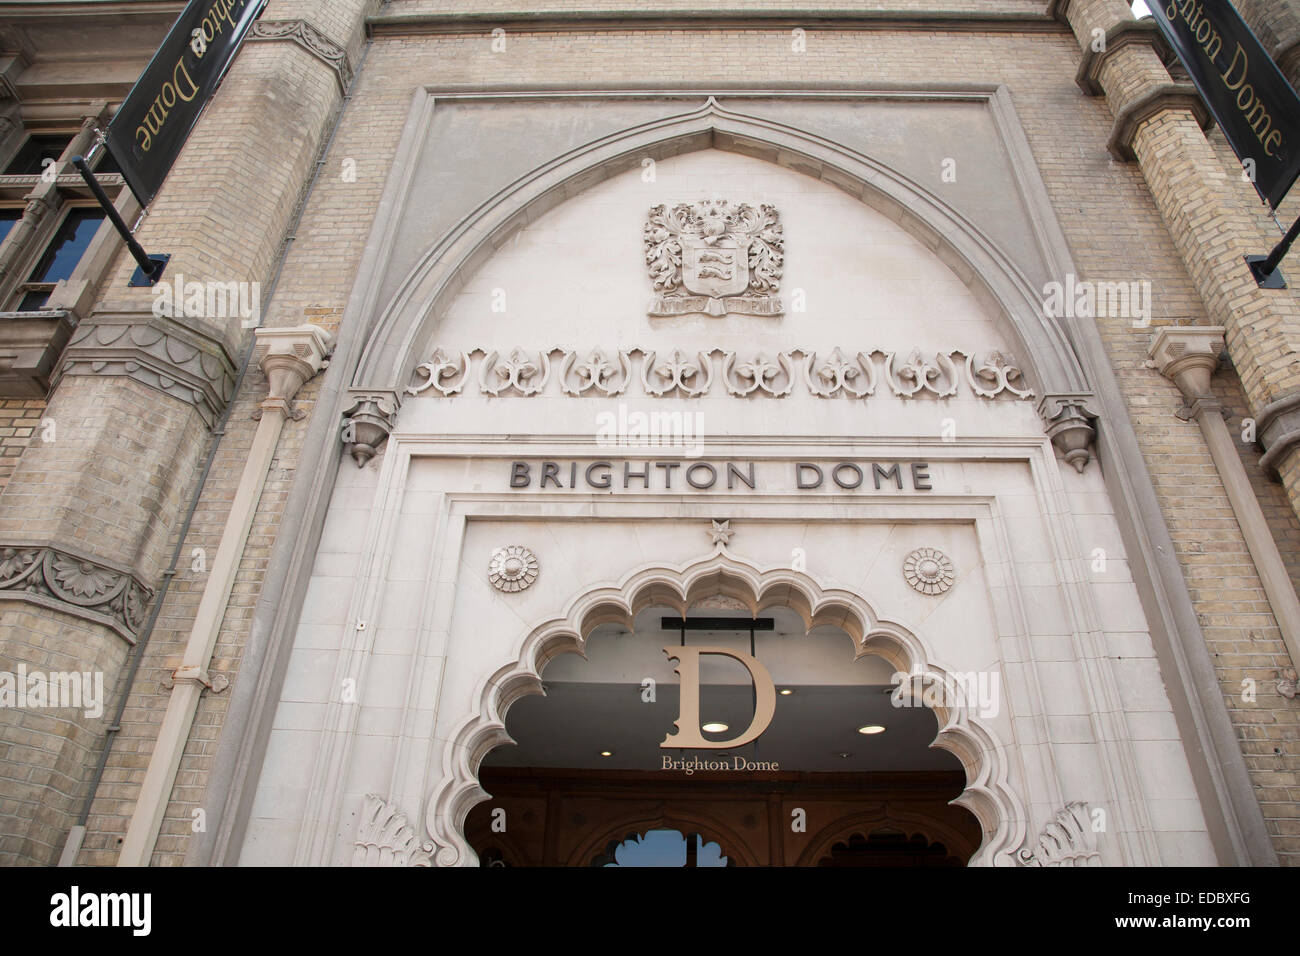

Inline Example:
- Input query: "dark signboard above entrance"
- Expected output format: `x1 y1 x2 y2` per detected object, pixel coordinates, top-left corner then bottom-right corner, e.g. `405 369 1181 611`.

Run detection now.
1151 0 1300 208
106 0 268 206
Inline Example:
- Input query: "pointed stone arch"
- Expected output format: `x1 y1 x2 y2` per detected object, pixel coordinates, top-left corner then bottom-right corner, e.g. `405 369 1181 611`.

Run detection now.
347 96 1097 464
423 546 1029 867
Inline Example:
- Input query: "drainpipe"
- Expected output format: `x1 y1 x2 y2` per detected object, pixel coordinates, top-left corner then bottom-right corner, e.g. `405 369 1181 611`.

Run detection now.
116 324 331 867
1149 326 1300 671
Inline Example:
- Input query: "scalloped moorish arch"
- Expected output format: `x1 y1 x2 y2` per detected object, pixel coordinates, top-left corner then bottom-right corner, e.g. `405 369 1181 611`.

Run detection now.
424 547 1029 867
797 807 980 867
351 96 1092 406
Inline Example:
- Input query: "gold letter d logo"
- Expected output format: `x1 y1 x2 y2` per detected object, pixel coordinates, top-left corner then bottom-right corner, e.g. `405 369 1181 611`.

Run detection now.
661 645 777 749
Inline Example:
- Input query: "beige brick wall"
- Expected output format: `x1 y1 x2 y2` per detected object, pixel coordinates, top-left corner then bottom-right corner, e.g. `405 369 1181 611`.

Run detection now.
0 400 43 495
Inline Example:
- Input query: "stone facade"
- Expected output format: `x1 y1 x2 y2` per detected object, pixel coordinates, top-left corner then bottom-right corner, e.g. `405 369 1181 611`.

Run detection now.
0 0 1297 867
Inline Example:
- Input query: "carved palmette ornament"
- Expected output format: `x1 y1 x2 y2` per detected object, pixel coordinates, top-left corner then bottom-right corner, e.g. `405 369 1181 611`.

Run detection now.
479 348 550 396
885 349 959 398
644 200 784 317
721 351 795 397
353 794 433 867
489 546 539 593
407 348 470 396
559 349 631 396
1017 802 1101 867
641 350 713 397
965 350 1033 399
805 348 876 398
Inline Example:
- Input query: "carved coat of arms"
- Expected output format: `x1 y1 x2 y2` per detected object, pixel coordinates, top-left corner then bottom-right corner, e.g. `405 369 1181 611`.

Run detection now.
644 200 784 317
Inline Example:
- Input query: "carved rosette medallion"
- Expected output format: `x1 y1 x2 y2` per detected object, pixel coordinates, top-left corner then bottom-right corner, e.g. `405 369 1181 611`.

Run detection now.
903 548 955 596
644 200 784 317
488 546 539 593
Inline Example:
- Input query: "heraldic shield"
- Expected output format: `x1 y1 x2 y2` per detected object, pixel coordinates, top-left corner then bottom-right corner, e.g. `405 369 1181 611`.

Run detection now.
644 199 784 317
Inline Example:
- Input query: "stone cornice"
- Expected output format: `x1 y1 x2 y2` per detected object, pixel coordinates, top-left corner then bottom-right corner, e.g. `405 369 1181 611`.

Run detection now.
248 19 352 93
1107 82 1214 161
54 314 238 428
1076 19 1172 95
0 542 154 642
367 10 1064 37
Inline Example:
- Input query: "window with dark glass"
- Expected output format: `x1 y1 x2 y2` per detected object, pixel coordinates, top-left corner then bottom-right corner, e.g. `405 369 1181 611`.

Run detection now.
4 135 72 176
16 209 105 311
0 209 22 245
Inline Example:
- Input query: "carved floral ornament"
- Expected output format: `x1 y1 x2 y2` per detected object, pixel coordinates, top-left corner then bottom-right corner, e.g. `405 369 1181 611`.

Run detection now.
488 546 539 593
0 545 153 641
406 346 1035 402
903 548 955 596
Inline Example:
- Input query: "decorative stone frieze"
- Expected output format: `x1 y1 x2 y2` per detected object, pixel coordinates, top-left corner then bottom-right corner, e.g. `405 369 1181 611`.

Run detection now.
0 544 153 642
721 350 795 397
55 318 238 427
559 349 631 397
247 19 353 92
408 348 471 397
644 200 784 317
341 389 400 467
479 348 550 397
1017 802 1101 866
352 794 433 867
405 345 1038 404
805 348 875 398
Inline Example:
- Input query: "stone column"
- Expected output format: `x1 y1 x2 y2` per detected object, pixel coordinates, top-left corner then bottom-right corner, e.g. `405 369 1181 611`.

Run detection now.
1057 0 1300 528
1149 326 1300 671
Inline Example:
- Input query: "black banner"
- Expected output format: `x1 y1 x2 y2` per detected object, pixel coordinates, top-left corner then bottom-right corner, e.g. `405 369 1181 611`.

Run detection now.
105 0 267 207
1149 1 1300 208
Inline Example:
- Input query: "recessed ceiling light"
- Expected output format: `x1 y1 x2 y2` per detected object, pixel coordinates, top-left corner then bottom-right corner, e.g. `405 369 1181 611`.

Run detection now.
702 722 729 733
599 750 613 757
836 752 853 759
858 725 886 735
779 688 794 696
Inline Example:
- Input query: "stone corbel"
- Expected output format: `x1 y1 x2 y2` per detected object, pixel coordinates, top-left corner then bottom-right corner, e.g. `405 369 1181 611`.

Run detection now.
1076 19 1173 95
1038 393 1099 473
1257 393 1300 481
341 388 400 467
1108 83 1214 160
251 324 333 420
1146 325 1225 415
